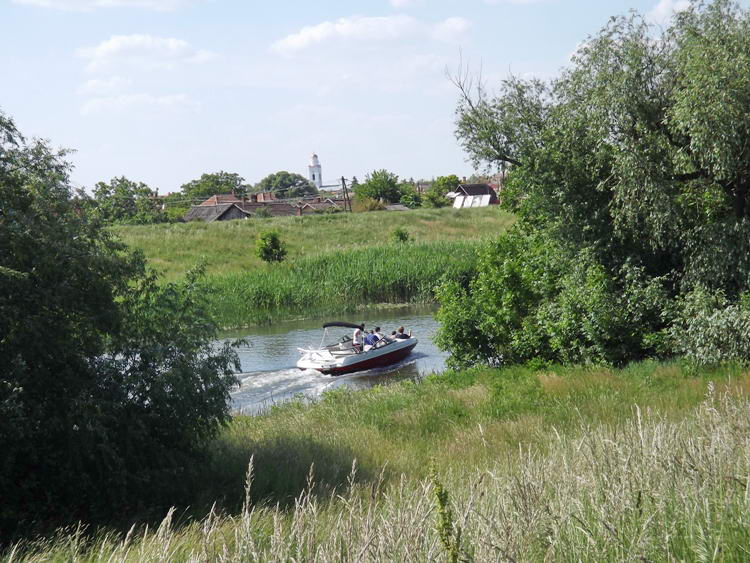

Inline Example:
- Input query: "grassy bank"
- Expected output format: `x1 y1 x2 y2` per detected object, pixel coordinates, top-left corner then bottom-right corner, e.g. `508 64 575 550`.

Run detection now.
206 240 480 327
114 207 515 282
11 361 750 560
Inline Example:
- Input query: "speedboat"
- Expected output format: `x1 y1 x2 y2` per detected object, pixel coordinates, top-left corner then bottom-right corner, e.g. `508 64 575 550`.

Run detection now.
297 321 418 375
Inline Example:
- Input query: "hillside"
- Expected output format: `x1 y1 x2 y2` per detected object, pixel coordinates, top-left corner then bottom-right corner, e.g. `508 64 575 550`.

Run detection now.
113 207 515 282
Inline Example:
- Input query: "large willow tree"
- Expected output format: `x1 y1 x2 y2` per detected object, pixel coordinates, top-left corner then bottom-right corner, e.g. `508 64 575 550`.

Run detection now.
439 1 750 367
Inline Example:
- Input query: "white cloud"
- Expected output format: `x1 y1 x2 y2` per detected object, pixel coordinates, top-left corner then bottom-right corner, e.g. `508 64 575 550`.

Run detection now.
12 0 194 10
77 76 131 95
78 34 214 72
647 0 691 25
271 15 470 54
432 17 470 42
80 93 199 115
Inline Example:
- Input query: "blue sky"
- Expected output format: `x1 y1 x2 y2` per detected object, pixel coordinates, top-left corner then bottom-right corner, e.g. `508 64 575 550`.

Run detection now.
1 0 739 192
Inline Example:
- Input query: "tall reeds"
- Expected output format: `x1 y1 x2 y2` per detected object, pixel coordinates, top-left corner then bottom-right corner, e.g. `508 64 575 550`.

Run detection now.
205 240 480 327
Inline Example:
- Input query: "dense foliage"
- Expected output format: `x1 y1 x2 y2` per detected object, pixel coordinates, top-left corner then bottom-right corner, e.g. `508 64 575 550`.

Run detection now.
255 230 287 263
354 169 403 204
84 176 167 224
181 171 249 201
0 113 239 538
423 175 460 208
439 0 750 367
254 170 317 198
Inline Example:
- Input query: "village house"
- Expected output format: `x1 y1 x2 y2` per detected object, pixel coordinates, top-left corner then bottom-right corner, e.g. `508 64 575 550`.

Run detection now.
183 193 343 222
450 183 499 208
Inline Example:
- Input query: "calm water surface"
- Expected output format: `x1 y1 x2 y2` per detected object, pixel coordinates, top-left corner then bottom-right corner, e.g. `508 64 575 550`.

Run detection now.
224 306 446 414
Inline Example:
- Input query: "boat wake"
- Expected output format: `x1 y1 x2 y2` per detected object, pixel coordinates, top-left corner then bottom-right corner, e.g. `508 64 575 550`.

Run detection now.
231 357 422 415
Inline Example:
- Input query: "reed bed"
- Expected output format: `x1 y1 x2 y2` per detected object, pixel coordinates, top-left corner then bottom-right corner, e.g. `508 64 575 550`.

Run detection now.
9 388 750 561
204 240 480 327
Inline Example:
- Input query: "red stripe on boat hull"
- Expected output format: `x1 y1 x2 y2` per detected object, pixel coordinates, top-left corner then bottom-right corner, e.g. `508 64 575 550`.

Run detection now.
318 340 417 375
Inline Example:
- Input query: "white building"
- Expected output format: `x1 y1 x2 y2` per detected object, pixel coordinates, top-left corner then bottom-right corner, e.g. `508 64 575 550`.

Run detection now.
308 153 322 189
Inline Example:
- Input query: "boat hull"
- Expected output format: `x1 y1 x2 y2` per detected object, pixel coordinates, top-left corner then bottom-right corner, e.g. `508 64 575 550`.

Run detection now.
298 339 418 375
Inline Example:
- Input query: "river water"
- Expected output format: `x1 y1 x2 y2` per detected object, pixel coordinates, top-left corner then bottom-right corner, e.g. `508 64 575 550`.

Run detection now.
225 306 446 414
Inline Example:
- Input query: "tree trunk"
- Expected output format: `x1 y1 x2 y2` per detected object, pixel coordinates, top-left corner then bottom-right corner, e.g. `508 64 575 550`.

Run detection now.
733 180 748 218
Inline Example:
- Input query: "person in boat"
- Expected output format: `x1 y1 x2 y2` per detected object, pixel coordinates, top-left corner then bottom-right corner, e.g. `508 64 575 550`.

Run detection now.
364 330 379 348
352 324 365 352
395 326 410 339
373 327 385 345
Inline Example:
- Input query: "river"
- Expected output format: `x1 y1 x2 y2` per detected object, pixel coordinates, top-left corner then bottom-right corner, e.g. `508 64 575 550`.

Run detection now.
225 306 445 414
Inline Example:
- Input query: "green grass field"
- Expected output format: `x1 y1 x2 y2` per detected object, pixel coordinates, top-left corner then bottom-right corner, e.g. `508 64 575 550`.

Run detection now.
113 207 515 282
11 361 750 561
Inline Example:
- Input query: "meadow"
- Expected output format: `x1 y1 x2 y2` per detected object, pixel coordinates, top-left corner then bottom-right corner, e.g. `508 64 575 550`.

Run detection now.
9 361 750 561
114 207 515 282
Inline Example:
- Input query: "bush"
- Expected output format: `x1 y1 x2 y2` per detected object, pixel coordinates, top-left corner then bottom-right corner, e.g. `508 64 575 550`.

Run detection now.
256 230 287 262
353 197 386 212
392 227 410 243
670 286 750 365
435 228 669 368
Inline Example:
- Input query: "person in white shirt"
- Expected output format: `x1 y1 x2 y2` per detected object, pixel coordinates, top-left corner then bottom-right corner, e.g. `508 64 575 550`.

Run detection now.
352 324 364 352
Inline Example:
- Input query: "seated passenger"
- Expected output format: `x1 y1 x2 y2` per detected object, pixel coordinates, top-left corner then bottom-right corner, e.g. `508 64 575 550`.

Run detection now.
395 326 410 339
373 326 385 345
364 330 379 347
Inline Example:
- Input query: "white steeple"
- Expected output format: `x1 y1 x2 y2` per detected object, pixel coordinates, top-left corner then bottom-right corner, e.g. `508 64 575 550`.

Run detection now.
308 152 322 189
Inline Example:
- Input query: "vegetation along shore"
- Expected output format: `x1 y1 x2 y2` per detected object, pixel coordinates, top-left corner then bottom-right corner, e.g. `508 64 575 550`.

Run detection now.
8 361 750 560
4 0 750 560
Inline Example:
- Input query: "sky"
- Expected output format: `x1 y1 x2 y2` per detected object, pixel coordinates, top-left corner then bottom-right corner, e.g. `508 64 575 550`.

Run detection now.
1 0 739 193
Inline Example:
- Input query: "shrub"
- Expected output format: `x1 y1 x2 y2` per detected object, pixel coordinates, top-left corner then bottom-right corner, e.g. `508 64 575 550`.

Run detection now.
392 227 410 243
670 286 750 365
353 197 386 212
256 230 287 263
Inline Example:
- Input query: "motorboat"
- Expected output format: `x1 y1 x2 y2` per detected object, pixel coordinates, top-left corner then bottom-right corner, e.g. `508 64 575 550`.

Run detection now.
297 321 418 375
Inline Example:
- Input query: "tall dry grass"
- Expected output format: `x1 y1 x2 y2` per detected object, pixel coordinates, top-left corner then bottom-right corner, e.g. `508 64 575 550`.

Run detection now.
9 388 750 561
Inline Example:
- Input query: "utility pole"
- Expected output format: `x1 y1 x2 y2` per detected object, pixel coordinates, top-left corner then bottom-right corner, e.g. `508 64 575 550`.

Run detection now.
341 176 353 212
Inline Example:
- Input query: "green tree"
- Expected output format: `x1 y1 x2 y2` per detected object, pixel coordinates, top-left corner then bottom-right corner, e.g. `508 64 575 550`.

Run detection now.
181 171 249 201
354 169 402 203
87 176 167 224
0 112 239 536
256 230 287 262
397 180 422 208
439 0 750 367
423 175 460 208
254 171 317 199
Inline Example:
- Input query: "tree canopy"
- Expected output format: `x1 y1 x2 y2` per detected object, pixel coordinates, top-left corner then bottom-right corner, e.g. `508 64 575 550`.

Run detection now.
0 112 239 537
354 169 403 204
85 176 167 224
254 170 317 198
180 171 249 201
423 175 460 208
438 0 750 368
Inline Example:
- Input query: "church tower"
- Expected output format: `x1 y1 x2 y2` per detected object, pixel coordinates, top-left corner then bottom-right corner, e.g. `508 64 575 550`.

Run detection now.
308 153 322 189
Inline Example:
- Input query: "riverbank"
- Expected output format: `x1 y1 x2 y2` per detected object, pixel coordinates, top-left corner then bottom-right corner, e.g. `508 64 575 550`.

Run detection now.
11 360 750 560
